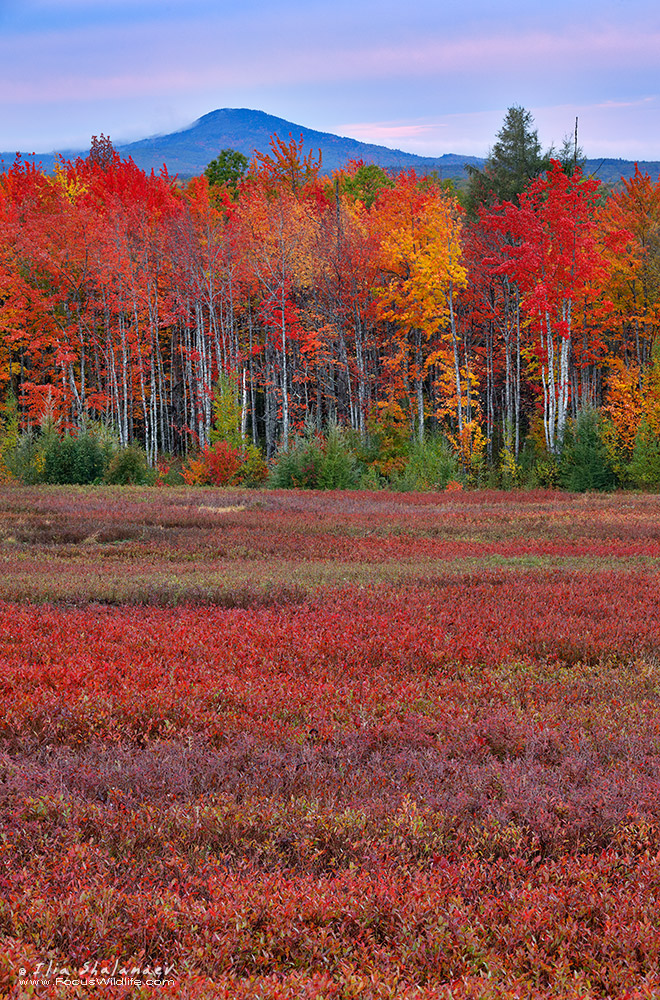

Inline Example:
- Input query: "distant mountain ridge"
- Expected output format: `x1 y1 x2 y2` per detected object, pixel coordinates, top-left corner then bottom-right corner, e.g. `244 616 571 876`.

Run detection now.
2 108 658 185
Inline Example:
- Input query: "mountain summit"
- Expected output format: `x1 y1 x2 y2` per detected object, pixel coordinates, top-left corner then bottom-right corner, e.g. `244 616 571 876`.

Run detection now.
116 108 483 177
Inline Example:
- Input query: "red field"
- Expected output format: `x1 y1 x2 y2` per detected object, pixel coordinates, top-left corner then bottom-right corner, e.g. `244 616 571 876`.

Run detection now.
2 487 660 998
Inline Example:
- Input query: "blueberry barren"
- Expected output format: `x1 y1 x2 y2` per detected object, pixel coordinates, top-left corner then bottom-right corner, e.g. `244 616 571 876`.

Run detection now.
2 487 660 997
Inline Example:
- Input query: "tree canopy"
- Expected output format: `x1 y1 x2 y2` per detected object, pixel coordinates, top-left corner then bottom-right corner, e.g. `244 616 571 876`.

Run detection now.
1 129 659 486
204 148 249 196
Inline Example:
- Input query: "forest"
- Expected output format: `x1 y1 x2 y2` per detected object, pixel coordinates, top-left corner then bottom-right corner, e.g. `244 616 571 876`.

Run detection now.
1 107 659 490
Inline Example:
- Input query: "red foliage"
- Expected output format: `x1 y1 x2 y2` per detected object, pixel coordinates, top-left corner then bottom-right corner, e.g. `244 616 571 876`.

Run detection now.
3 490 660 995
182 440 244 486
2 147 648 465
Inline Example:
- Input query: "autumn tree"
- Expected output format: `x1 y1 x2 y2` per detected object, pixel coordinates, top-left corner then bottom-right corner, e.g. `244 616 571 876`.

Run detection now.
1 124 657 484
494 161 612 453
372 173 469 441
238 137 323 452
308 176 382 437
87 134 117 170
251 134 322 196
464 215 526 460
601 166 660 369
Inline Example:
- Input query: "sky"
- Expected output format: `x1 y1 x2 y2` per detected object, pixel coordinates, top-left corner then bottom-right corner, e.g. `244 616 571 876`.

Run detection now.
1 0 659 161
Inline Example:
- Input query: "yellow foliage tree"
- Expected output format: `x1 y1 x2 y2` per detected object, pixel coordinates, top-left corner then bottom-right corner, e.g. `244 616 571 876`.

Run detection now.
373 176 469 441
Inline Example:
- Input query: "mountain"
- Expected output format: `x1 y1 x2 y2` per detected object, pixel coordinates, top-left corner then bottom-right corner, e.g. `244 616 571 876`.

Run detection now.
2 108 659 184
582 157 660 185
1 108 484 179
114 108 484 177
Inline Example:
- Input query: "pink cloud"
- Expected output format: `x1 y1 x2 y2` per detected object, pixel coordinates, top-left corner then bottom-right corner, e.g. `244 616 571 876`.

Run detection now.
338 121 448 142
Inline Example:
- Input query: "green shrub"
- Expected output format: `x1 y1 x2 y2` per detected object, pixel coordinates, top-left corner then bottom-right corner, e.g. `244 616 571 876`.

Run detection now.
390 435 461 491
531 458 560 489
210 371 243 448
0 393 20 482
269 435 325 489
269 425 361 490
105 445 152 485
559 409 616 492
3 431 43 484
357 464 385 490
317 425 360 490
474 465 505 490
518 431 559 489
237 443 269 487
628 418 660 490
500 437 523 489
5 426 108 485
42 432 106 485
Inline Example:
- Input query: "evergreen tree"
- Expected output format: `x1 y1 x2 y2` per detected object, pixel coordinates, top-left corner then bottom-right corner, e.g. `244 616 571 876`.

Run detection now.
210 370 243 448
559 409 616 492
466 106 550 213
43 432 105 484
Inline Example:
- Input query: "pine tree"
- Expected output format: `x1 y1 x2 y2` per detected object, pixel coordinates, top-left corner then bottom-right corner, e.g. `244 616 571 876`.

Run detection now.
466 106 550 212
559 409 616 492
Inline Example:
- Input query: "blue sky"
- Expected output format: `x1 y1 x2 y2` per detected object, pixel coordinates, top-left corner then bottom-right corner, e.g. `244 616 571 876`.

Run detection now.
2 0 659 159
